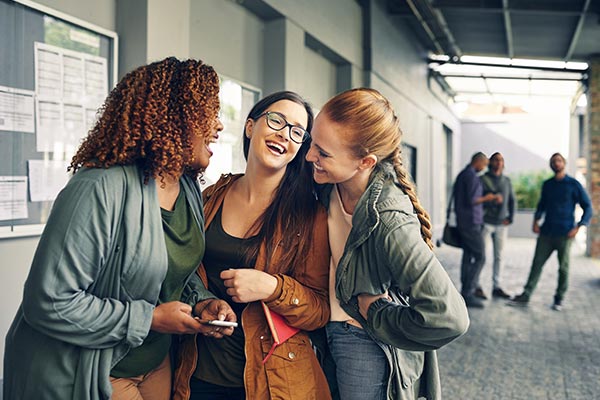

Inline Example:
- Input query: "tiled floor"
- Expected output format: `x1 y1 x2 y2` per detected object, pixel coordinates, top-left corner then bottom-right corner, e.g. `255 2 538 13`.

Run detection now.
434 237 600 400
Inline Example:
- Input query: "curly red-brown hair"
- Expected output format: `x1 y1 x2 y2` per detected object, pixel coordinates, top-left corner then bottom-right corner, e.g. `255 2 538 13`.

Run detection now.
69 57 220 183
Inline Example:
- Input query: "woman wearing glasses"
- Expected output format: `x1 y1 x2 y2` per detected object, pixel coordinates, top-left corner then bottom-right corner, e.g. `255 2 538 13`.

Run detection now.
173 91 331 400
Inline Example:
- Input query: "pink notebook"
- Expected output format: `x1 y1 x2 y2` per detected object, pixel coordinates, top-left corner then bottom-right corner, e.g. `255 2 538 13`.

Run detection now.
261 301 300 364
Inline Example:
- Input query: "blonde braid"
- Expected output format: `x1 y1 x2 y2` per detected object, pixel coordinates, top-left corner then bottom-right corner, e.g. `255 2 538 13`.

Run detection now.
391 148 433 249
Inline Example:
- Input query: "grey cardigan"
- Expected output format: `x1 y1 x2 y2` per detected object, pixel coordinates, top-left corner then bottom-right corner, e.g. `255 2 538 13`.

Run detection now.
3 165 213 400
319 163 469 400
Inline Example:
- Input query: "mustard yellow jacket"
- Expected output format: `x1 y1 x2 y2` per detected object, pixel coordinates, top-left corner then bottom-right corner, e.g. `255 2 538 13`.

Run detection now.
173 174 332 400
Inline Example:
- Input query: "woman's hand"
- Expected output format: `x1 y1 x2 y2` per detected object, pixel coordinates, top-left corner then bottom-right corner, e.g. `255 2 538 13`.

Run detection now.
357 292 390 320
193 298 237 339
150 299 236 338
220 269 278 303
151 301 205 335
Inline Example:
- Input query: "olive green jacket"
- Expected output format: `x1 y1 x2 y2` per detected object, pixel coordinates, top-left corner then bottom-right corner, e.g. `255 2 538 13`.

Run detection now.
319 162 470 400
3 165 213 400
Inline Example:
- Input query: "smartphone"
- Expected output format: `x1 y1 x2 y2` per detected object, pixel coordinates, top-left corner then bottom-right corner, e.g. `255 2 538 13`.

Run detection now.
195 318 238 328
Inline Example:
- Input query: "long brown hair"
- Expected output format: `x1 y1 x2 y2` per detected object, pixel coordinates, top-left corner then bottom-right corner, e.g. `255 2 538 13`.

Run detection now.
242 91 317 275
321 88 433 249
69 57 220 183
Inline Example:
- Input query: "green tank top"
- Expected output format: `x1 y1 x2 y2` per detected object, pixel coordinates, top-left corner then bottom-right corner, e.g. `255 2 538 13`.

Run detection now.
111 189 204 378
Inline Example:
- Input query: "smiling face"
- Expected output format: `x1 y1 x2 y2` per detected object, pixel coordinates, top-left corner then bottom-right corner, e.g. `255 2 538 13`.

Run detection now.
191 114 224 170
305 112 364 185
245 99 308 173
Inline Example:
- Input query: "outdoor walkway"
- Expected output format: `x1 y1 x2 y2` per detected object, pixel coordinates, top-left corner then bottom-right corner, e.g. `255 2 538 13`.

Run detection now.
434 237 600 400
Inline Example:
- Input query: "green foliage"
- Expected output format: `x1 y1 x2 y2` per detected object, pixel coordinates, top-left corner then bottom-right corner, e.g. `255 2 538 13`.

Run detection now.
509 170 552 210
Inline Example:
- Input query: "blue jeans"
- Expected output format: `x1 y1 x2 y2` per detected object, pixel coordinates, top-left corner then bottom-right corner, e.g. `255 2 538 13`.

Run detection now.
326 321 389 400
480 223 508 289
189 377 245 400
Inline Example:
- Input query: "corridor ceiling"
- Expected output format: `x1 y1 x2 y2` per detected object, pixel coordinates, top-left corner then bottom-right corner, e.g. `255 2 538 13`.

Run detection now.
388 0 600 103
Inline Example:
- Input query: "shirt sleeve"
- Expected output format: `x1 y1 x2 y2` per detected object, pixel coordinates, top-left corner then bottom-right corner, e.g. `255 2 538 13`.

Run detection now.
366 215 469 351
21 172 153 350
576 181 593 226
534 181 548 221
508 179 516 223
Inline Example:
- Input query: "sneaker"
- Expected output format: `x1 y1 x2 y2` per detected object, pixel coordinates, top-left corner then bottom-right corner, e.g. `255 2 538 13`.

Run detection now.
463 295 485 308
474 288 488 300
552 296 562 311
509 292 530 306
492 288 511 299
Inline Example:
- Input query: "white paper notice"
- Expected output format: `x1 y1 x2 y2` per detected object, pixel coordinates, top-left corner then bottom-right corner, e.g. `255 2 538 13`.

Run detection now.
0 176 28 221
36 46 62 99
0 86 35 133
36 99 62 152
34 42 109 152
28 160 70 202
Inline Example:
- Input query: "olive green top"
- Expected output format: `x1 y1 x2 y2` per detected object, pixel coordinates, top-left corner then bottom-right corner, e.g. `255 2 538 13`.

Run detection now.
111 190 204 377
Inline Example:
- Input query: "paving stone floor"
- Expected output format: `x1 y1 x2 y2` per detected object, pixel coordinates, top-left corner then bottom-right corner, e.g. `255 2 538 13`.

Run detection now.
434 238 600 400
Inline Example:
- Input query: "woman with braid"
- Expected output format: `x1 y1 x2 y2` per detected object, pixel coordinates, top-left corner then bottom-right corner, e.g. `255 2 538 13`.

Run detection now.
305 88 469 400
4 57 236 400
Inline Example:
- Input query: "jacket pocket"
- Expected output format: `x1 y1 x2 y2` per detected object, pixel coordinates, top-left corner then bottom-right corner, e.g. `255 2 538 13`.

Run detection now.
260 333 317 399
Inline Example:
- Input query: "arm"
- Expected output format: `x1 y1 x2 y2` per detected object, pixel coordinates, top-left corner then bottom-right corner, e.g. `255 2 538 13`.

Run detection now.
506 180 516 224
21 173 153 349
576 182 593 227
222 208 331 330
533 181 548 233
364 216 469 351
265 207 330 329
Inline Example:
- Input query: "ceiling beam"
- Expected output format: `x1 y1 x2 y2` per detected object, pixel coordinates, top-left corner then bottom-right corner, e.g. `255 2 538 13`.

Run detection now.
439 74 583 82
431 0 586 15
502 0 514 59
564 0 591 62
404 0 462 58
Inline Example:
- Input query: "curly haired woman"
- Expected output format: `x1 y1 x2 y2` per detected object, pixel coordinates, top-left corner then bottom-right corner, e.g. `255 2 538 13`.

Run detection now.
3 57 236 400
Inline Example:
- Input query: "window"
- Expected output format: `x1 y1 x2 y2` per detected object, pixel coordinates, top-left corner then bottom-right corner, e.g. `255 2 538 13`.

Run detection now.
203 77 260 187
402 143 417 184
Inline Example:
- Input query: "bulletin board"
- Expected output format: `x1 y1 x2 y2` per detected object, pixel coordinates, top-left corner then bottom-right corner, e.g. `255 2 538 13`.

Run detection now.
0 0 117 238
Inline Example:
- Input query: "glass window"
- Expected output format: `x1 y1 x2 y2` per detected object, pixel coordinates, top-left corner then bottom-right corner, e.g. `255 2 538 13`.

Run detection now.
203 77 260 187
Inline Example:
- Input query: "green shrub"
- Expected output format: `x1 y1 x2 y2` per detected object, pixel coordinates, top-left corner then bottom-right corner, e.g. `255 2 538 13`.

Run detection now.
508 170 552 210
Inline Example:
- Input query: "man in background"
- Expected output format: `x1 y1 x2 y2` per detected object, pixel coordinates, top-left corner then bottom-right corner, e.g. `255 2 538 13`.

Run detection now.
511 153 592 311
454 152 502 308
474 152 515 300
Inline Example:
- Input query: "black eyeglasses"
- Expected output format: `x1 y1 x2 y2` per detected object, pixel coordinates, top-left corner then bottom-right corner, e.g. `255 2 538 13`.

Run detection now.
256 111 310 144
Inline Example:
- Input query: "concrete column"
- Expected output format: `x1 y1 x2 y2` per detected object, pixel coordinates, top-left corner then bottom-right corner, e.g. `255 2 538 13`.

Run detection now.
263 18 305 96
588 57 600 257
116 0 190 78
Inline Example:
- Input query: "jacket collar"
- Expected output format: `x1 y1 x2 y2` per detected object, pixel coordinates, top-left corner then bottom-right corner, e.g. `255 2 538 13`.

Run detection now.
345 162 404 248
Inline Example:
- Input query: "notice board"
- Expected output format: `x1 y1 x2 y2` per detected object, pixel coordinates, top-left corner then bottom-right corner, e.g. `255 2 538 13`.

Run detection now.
0 0 117 238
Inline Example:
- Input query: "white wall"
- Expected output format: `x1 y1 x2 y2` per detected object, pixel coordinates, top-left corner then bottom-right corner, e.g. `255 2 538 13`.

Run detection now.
303 47 337 109
189 0 265 90
263 0 363 67
32 0 116 30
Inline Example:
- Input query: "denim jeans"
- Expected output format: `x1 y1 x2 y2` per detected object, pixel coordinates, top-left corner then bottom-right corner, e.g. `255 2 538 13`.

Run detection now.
326 321 389 400
480 223 508 289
